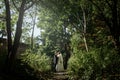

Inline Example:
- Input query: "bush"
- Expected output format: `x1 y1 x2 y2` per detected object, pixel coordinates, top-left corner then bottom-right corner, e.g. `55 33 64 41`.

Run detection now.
20 49 51 72
68 46 120 80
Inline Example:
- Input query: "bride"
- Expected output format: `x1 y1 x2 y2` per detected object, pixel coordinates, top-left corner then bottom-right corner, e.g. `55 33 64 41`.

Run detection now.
56 51 64 72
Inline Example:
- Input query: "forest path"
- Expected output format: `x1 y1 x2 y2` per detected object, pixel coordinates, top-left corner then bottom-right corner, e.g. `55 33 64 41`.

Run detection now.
50 71 69 80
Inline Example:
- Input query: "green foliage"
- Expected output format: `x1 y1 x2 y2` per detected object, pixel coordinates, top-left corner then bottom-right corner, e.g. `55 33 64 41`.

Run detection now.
37 7 71 56
0 0 119 80
20 49 51 72
71 33 83 50
68 47 120 80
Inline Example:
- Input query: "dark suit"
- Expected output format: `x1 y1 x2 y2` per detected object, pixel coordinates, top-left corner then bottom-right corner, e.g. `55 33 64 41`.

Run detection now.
53 54 58 71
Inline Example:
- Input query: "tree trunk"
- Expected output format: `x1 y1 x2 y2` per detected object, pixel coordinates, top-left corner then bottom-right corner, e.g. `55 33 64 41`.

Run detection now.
8 0 26 72
4 0 12 57
4 0 13 74
111 0 120 54
64 43 71 70
31 6 37 49
81 6 89 52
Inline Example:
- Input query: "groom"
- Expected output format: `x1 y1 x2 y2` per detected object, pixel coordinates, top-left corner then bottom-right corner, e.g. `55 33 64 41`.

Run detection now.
53 51 58 72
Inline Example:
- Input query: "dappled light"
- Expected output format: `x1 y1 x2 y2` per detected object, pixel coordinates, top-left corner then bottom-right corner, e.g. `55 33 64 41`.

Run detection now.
0 0 120 80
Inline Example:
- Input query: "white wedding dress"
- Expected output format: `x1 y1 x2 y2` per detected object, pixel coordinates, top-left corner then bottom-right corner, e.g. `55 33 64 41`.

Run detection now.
56 53 64 72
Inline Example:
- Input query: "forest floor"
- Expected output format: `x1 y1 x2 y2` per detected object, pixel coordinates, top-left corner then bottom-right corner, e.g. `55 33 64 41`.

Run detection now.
0 70 69 80
50 71 69 80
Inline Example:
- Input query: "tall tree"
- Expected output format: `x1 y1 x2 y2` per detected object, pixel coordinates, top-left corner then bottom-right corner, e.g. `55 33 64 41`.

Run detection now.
30 5 37 50
4 0 37 72
4 0 12 55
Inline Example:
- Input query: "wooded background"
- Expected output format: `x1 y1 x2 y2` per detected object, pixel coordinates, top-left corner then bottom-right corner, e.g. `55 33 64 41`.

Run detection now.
0 0 120 80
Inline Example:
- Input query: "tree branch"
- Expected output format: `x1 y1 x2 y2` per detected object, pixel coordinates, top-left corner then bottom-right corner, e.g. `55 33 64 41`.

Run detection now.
24 0 39 11
24 2 34 11
11 0 19 11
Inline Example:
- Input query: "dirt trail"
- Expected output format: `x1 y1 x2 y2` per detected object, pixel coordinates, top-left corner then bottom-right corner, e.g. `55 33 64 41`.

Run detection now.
50 71 69 80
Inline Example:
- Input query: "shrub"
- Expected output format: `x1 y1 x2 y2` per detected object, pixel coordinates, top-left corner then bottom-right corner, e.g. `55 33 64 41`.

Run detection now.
20 49 51 72
68 47 120 80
